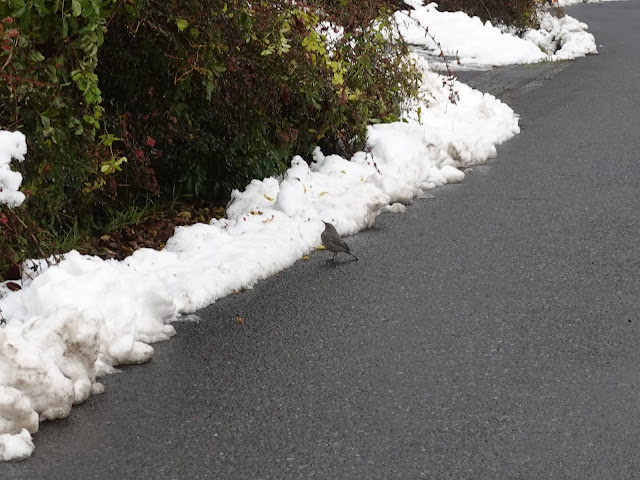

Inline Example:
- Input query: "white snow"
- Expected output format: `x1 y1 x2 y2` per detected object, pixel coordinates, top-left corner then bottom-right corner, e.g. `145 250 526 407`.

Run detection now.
0 131 28 208
0 428 35 462
397 1 597 69
0 1 605 460
559 0 622 6
524 11 598 59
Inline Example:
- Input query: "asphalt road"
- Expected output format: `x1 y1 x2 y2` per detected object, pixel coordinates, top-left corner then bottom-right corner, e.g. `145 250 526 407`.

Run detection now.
6 1 640 478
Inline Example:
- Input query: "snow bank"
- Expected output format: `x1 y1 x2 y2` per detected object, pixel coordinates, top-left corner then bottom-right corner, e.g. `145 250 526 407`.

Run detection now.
559 0 622 5
0 52 521 459
397 1 597 69
525 11 598 59
397 1 546 67
0 131 28 208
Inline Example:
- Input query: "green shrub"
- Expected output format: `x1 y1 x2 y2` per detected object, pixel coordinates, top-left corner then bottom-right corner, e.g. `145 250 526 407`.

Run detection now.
0 0 422 278
436 0 546 34
0 1 128 227
97 0 422 198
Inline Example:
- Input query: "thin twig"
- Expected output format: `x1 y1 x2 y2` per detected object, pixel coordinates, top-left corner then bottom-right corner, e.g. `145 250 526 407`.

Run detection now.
0 74 58 88
478 0 493 23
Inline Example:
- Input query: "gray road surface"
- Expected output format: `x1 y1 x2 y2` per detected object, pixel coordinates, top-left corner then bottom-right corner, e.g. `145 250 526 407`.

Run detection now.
5 1 640 478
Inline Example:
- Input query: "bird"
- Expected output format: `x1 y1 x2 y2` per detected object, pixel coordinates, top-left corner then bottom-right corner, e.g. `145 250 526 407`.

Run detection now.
321 221 358 261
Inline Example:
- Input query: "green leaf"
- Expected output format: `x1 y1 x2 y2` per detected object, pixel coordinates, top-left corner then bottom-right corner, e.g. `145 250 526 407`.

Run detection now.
72 0 82 17
71 69 84 82
40 115 51 128
96 28 104 47
176 18 188 32
81 1 95 18
72 120 84 135
17 5 31 28
34 0 50 15
12 4 27 18
261 44 275 56
28 51 45 62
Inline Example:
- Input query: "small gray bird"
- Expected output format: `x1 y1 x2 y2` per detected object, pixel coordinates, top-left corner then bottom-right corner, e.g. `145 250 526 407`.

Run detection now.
321 221 358 261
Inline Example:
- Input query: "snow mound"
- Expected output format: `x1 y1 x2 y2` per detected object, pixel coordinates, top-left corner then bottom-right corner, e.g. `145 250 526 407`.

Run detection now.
559 0 622 5
396 2 546 67
0 131 28 208
397 1 597 69
532 11 598 60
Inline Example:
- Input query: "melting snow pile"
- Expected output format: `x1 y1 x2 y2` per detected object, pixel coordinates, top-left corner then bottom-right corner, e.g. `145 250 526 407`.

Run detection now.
559 0 623 5
524 11 598 60
397 1 597 69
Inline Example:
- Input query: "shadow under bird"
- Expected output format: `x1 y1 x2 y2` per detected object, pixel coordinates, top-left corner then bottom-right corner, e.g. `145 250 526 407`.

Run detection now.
321 221 358 261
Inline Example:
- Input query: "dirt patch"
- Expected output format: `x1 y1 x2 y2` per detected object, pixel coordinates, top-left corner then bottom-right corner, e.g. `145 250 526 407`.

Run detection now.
86 203 226 261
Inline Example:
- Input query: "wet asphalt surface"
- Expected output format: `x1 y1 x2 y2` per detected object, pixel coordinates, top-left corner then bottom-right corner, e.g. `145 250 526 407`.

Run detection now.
5 1 640 478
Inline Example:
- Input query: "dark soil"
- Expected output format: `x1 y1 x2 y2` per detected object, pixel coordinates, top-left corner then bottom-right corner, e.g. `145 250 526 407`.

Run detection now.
85 203 226 261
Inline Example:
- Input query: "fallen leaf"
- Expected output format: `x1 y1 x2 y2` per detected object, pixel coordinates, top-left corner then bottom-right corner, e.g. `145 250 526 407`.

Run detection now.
213 206 226 217
4 265 20 280
236 317 245 325
264 194 275 201
302 255 310 260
